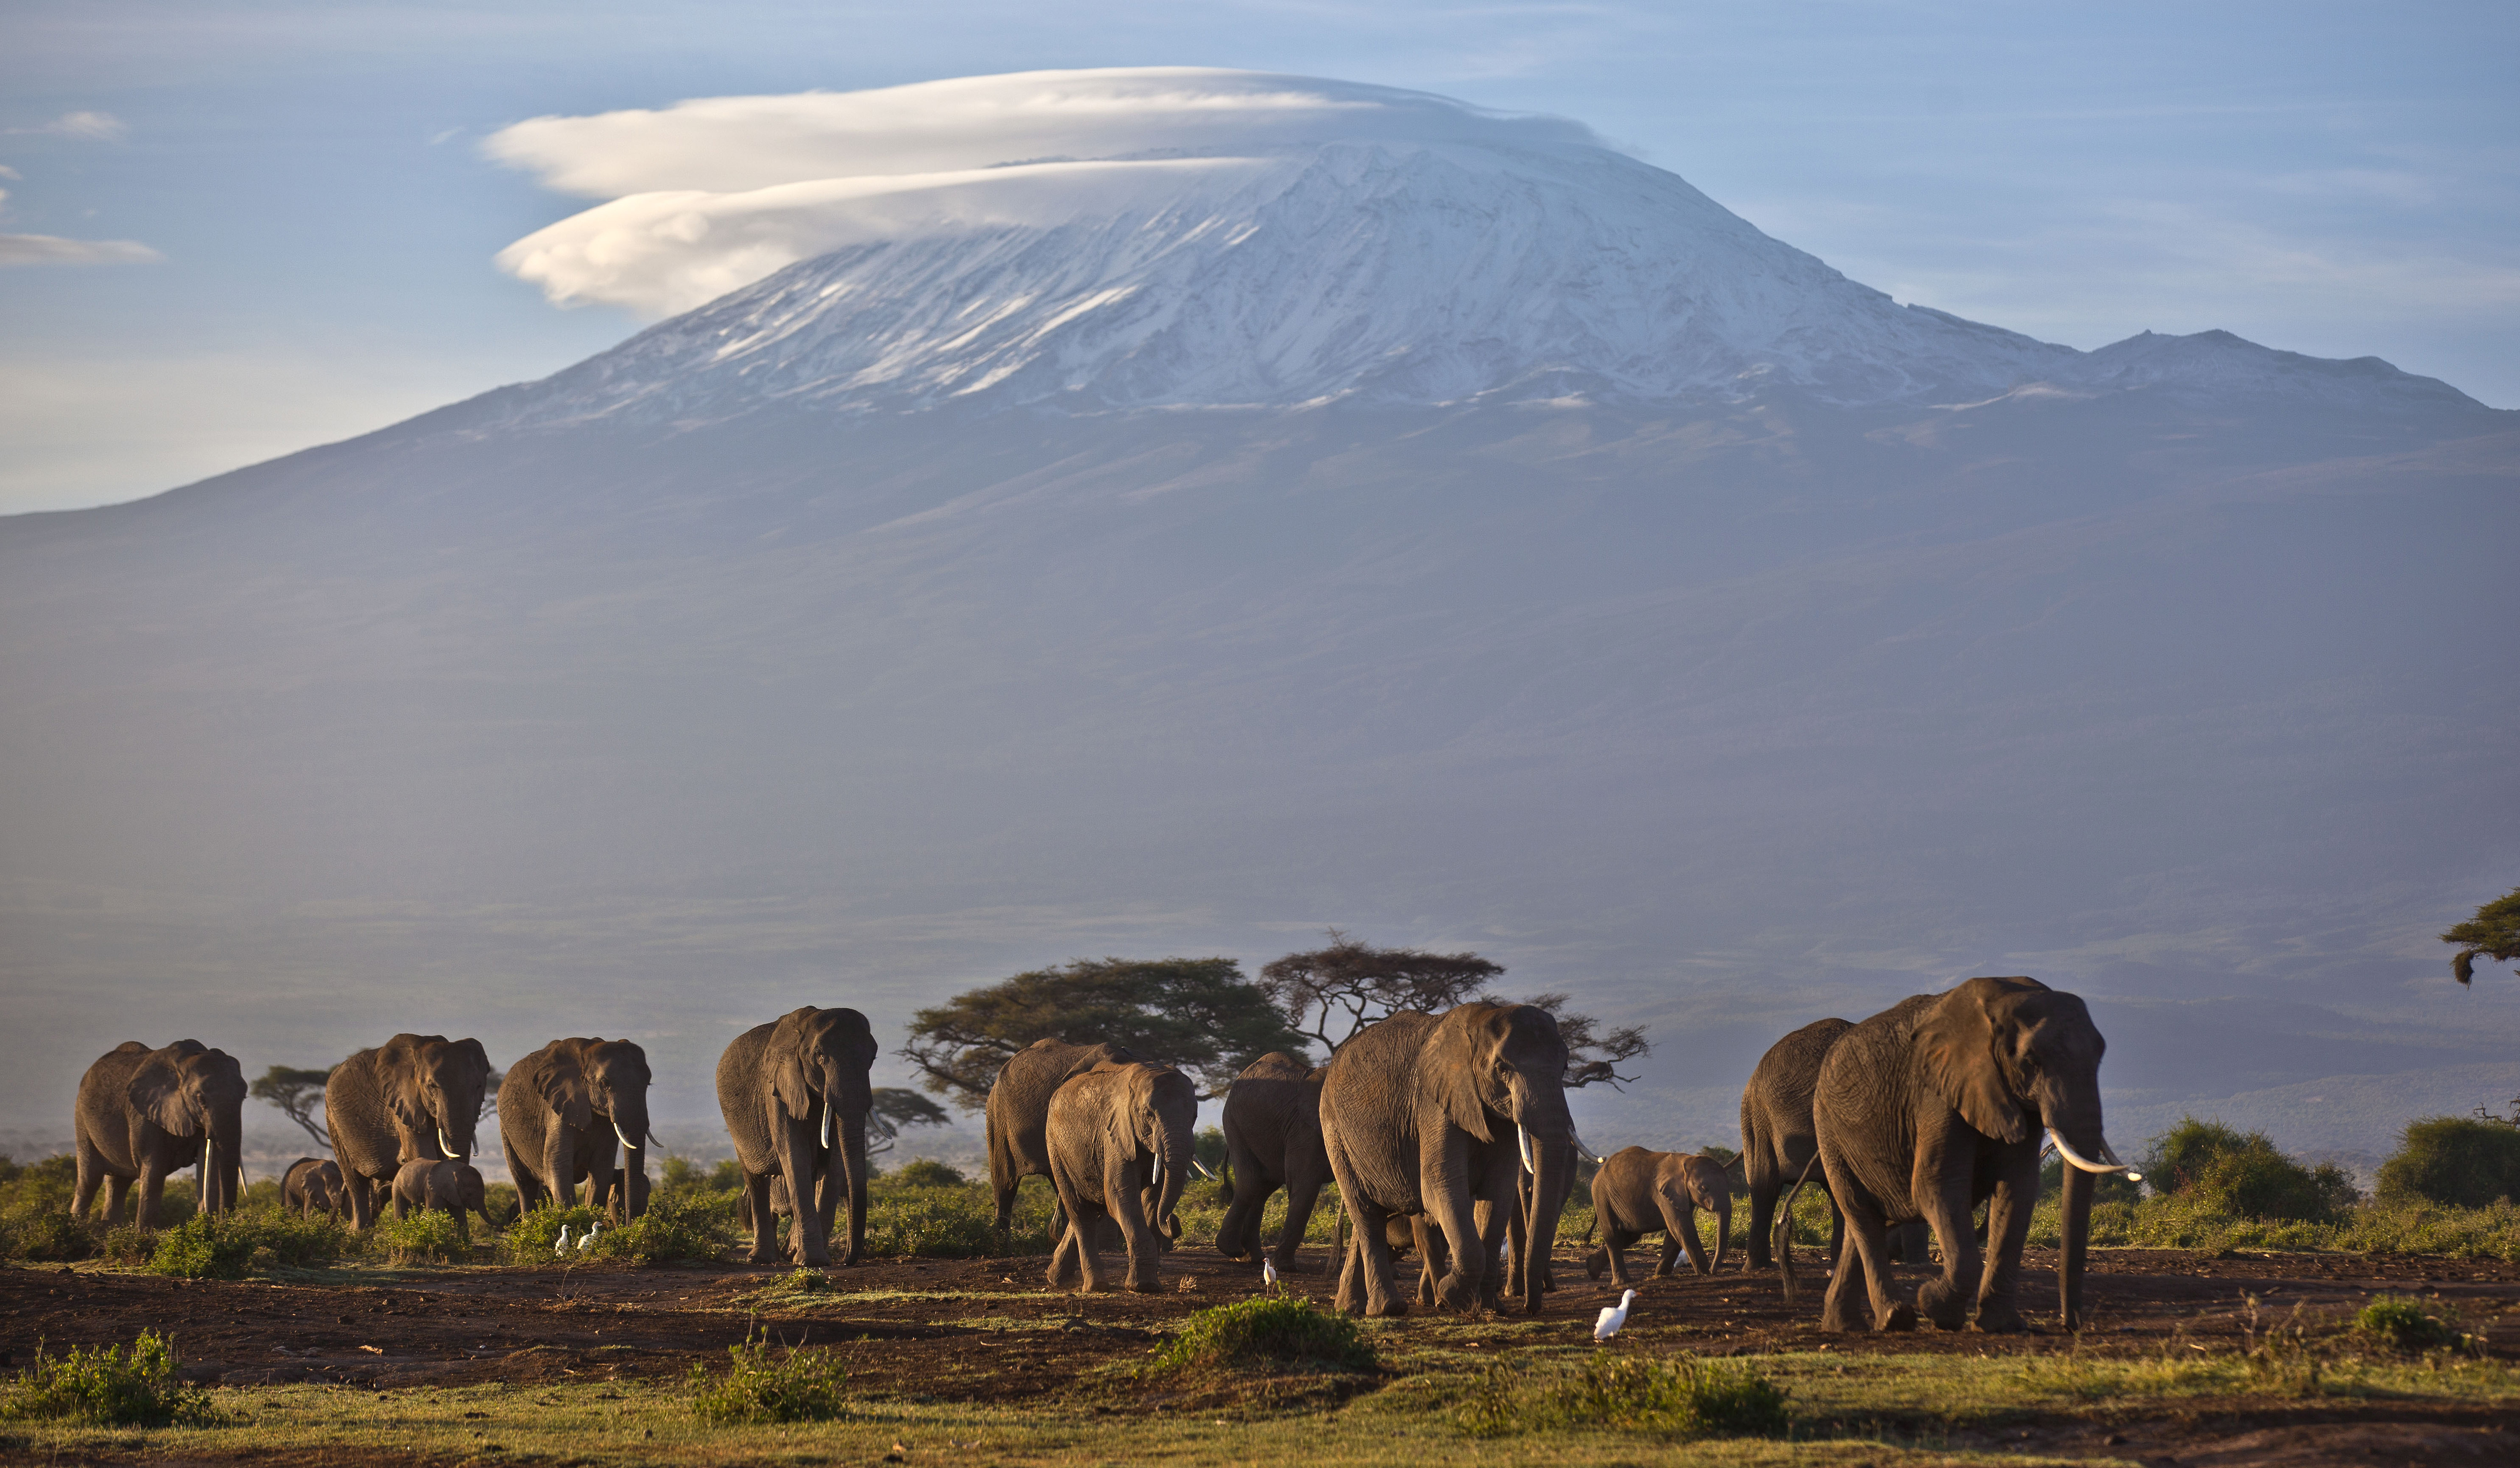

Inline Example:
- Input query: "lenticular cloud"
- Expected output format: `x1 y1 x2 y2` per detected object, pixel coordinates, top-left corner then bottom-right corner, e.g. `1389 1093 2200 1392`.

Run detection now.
484 68 1603 316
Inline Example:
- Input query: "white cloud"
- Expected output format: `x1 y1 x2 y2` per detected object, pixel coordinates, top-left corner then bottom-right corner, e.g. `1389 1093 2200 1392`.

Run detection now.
0 165 19 180
13 110 127 141
485 68 1598 316
0 233 161 266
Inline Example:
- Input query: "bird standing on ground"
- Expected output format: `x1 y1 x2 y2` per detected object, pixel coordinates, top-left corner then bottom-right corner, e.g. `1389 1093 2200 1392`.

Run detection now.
579 1222 601 1252
554 1225 572 1255
1595 1288 1637 1342
1262 1257 1279 1291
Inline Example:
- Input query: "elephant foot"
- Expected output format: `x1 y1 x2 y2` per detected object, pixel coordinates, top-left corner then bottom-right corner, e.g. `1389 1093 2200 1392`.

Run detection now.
1971 1297 2028 1334
1365 1296 1410 1319
1818 1302 1862 1333
1916 1277 1970 1331
746 1246 782 1264
1876 1303 1919 1333
1435 1275 1478 1313
1126 1276 1161 1295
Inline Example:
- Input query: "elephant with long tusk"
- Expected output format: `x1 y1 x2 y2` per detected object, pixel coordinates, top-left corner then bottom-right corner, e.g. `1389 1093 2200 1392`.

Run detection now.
499 1037 656 1222
73 1040 248 1227
1805 976 2126 1333
718 1006 880 1267
324 1034 493 1232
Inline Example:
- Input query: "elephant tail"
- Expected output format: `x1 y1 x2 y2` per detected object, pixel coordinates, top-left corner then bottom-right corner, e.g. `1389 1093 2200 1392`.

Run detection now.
1582 1208 1597 1247
1776 1151 1822 1304
1216 1153 1233 1209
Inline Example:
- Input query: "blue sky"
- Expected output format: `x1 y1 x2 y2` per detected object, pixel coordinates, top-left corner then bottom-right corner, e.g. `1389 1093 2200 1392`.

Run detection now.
3 0 2513 514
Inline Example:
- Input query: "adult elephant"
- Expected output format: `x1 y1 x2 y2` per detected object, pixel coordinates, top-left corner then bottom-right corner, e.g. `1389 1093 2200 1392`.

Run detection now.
1738 1017 1853 1270
1043 1059 1198 1293
1807 976 2135 1333
1319 1000 1575 1317
984 1038 1140 1232
500 1037 654 1221
1215 1051 1331 1272
717 1006 878 1266
326 1034 493 1231
72 1040 247 1226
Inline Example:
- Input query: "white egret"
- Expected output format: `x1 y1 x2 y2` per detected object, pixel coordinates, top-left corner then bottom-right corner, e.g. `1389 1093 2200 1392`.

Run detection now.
1261 1257 1279 1291
579 1222 601 1251
1594 1288 1636 1342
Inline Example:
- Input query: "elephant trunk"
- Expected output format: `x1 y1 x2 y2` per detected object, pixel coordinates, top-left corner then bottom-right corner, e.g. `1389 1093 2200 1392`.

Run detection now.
1710 1194 1732 1276
1153 1123 1190 1243
2059 1153 2095 1329
1521 1134 1573 1314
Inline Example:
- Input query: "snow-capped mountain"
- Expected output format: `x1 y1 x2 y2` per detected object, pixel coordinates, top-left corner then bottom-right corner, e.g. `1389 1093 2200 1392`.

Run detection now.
470 69 2476 428
0 70 2512 1148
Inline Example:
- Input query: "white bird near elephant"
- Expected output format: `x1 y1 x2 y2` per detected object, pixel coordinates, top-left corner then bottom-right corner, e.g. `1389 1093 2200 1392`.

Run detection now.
1594 1289 1637 1342
1261 1257 1279 1291
579 1222 601 1252
554 1224 573 1255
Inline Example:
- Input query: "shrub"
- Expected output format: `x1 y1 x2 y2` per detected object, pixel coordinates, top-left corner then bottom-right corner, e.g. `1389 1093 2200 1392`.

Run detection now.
149 1207 351 1278
889 1159 966 1189
2135 1118 2348 1222
2378 1117 2520 1208
4 1211 93 1264
99 1224 156 1266
0 1331 219 1427
588 1190 735 1264
1152 1297 1377 1374
369 1206 470 1266
506 1201 603 1263
689 1324 853 1424
1460 1354 1789 1439
2355 1294 2464 1352
863 1189 1017 1258
2141 1117 2251 1195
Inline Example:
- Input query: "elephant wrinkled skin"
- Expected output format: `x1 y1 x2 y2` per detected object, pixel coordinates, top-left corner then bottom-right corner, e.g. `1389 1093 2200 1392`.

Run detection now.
717 1006 878 1266
325 1034 493 1232
500 1036 654 1222
1044 1060 1197 1293
1809 975 2125 1333
1216 1051 1331 1272
73 1040 247 1227
1320 1001 1575 1317
1583 1147 1737 1286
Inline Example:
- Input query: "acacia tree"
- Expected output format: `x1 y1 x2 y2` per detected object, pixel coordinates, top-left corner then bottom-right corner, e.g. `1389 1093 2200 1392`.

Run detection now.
2446 886 2520 986
250 1065 335 1151
900 956 1311 1110
868 1087 951 1158
1257 931 1649 1088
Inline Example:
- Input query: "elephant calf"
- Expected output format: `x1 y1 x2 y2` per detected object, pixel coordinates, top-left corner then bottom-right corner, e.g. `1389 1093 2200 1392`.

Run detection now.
391 1159 493 1244
1044 1061 1196 1295
282 1157 347 1220
1584 1147 1737 1287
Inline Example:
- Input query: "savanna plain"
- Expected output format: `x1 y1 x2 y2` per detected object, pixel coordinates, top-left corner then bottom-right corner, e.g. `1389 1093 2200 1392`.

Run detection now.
6 1152 2520 1468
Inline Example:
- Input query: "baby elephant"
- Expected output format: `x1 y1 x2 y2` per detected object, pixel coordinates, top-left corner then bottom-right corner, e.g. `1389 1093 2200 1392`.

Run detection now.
281 1157 347 1220
390 1158 493 1243
1584 1147 1737 1287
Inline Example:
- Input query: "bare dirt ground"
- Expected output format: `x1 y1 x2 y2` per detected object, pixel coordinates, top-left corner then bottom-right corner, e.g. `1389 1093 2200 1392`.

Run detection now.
7 1245 2519 1465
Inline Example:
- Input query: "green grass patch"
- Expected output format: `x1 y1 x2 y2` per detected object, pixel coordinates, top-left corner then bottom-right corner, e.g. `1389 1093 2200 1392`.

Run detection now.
1459 1353 1790 1440
2355 1294 2466 1353
368 1205 472 1265
1152 1296 1378 1374
148 1207 352 1278
0 1331 220 1427
687 1324 855 1424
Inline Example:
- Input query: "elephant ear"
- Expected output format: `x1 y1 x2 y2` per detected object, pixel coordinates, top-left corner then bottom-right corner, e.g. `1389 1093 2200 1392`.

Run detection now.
1427 1007 1500 1144
453 1037 491 1084
127 1054 199 1136
1915 981 2029 1144
532 1047 593 1133
766 1008 821 1122
377 1036 431 1136
1102 1074 1145 1160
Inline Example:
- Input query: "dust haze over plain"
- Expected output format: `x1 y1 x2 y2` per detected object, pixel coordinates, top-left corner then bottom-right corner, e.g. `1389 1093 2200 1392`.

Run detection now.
2 70 2515 1176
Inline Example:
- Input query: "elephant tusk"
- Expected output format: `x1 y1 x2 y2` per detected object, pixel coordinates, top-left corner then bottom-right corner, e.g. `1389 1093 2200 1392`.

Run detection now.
2048 1127 2141 1182
437 1128 461 1162
615 1121 639 1153
1191 1158 1215 1181
1517 1126 1534 1177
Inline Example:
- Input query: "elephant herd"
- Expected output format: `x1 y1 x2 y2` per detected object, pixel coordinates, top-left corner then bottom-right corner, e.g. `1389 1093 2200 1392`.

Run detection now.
63 976 2135 1333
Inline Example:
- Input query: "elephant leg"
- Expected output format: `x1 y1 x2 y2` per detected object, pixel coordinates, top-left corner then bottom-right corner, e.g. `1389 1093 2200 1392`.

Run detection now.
1913 1166 1980 1332
781 1113 830 1266
1744 1171 1778 1270
1045 1220 1083 1289
740 1170 779 1264
72 1136 106 1223
1971 1156 2040 1333
135 1159 170 1230
1334 1226 1368 1315
103 1173 133 1227
544 1134 577 1211
1350 1198 1408 1317
503 1138 541 1216
1110 1160 1161 1294
1276 1174 1324 1276
1602 1224 1639 1288
1660 1194 1711 1277
1472 1196 1508 1311
1410 1216 1440 1306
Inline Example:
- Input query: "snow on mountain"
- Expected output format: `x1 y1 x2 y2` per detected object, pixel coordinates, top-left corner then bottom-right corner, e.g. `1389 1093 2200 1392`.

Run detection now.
475 69 2480 428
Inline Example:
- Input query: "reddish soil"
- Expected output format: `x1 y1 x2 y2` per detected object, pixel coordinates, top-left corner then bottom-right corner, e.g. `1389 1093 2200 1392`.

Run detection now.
6 1245 2519 1464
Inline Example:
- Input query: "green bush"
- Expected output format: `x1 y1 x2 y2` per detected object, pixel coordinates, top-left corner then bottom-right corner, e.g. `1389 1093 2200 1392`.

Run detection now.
369 1206 470 1265
149 1207 352 1278
506 1201 604 1264
659 1155 746 1196
2141 1117 2251 1195
689 1325 853 1424
590 1190 734 1264
99 1223 156 1266
2378 1117 2520 1208
2355 1294 2464 1352
864 1188 1032 1258
0 1331 219 1427
1460 1354 1789 1439
2132 1117 2350 1221
889 1159 966 1189
1153 1297 1376 1374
